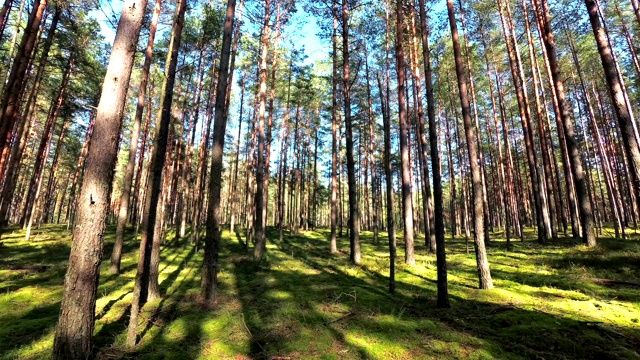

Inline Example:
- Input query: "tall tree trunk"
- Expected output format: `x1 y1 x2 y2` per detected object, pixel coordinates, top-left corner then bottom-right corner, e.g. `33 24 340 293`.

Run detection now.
0 0 13 39
497 0 549 243
378 71 396 293
344 0 360 264
418 0 448 306
584 0 640 211
0 5 59 225
408 2 434 251
396 0 414 266
523 0 557 239
201 0 236 302
111 0 162 274
23 56 74 239
0 0 46 186
533 0 595 246
278 59 293 241
447 0 493 289
126 0 186 346
363 39 379 244
330 0 339 253
230 76 245 234
41 114 70 224
253 0 271 259
53 1 147 358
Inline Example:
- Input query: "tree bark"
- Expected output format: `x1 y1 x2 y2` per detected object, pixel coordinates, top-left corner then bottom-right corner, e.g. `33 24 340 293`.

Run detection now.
396 0 414 266
418 0 449 307
0 0 13 40
0 5 59 225
344 0 360 264
447 0 493 289
253 0 271 260
111 0 162 274
0 0 47 186
126 0 187 346
24 56 74 240
52 1 147 358
584 0 640 212
533 0 595 246
330 0 339 253
201 0 236 302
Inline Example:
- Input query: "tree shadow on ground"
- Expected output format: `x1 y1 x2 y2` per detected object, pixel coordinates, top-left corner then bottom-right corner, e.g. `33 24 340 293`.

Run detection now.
225 228 640 359
3 225 640 359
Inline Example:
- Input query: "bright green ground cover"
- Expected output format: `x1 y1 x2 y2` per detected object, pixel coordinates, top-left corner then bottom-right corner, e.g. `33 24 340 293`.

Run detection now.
0 225 639 359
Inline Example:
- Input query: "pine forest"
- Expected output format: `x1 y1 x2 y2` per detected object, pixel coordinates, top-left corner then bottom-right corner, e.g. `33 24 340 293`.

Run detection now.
0 0 639 359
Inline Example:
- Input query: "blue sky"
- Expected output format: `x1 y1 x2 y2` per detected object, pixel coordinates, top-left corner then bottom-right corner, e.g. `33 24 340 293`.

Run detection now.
91 1 325 66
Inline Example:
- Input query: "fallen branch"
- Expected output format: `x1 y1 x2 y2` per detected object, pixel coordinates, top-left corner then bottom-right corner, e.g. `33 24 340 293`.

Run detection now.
7 264 49 272
241 313 267 354
590 278 640 288
324 312 355 325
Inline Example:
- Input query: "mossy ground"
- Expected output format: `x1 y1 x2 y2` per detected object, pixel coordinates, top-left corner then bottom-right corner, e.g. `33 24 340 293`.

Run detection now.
1 224 639 359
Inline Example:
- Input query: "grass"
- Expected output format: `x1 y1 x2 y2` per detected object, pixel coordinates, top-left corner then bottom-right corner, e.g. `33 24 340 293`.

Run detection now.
0 224 639 359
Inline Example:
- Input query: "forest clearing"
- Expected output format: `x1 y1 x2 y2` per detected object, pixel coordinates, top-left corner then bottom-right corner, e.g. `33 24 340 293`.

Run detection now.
2 0 640 358
1 225 639 359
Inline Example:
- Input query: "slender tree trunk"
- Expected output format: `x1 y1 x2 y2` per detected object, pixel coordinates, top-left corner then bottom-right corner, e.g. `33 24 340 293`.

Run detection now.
363 39 379 243
497 0 549 243
111 0 162 274
447 0 492 289
0 5 59 225
408 2 434 251
417 0 448 307
230 77 245 234
126 0 186 346
533 0 595 246
0 0 13 39
330 0 339 252
41 115 70 224
278 60 293 241
23 56 74 238
344 0 360 264
396 0 414 266
253 0 271 259
201 0 236 302
523 0 557 239
0 0 46 185
584 0 640 211
378 70 396 293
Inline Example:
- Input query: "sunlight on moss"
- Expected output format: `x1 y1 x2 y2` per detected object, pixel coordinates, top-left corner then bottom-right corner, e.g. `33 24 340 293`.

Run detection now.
2 225 640 359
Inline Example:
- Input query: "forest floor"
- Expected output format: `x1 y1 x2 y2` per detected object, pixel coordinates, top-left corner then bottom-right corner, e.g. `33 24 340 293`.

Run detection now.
0 224 639 359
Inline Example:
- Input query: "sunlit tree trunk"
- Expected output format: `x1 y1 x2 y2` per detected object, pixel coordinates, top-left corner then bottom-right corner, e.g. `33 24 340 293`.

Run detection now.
584 0 640 212
497 0 549 243
111 0 162 274
201 0 236 302
533 0 595 246
127 0 187 345
330 0 339 252
0 0 46 186
253 0 271 259
417 0 448 306
53 1 147 358
0 0 13 40
344 0 360 264
396 0 414 265
447 0 492 289
23 56 74 239
0 5 59 225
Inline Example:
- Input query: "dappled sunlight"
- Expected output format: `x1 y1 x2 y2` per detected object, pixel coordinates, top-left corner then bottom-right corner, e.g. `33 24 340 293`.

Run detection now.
1 225 639 359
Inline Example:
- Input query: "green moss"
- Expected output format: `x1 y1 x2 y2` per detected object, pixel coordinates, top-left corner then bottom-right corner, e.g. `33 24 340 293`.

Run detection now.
1 225 639 359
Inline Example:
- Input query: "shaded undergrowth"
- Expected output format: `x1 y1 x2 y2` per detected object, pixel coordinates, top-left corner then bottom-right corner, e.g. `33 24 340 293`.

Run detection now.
0 224 639 359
